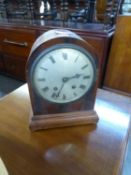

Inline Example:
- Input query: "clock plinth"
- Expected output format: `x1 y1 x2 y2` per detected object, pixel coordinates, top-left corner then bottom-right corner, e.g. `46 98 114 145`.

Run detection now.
29 107 99 131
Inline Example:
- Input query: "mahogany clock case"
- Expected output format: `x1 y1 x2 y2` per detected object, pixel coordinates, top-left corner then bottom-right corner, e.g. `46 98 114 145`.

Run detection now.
26 33 99 117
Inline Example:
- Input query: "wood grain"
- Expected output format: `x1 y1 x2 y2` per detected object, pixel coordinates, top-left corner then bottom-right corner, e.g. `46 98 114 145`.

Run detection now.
30 109 99 131
96 0 107 22
104 15 131 94
0 84 130 175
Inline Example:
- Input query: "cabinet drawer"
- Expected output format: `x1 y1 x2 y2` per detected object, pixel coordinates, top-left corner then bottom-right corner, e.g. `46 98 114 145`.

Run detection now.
3 54 26 81
2 29 36 58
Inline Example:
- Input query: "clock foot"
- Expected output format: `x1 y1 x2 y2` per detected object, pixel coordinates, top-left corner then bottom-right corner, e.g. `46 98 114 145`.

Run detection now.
29 108 99 131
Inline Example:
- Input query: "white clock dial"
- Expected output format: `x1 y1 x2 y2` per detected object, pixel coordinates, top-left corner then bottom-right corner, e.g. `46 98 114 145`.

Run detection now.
32 45 95 104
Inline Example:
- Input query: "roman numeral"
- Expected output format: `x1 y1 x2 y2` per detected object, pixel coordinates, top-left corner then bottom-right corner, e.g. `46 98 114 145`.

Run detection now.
81 64 88 70
53 87 58 91
74 56 79 62
52 92 57 99
42 87 49 92
62 53 68 60
37 78 46 81
72 85 76 89
73 92 77 97
49 55 55 63
83 75 90 79
40 67 48 71
80 85 86 90
63 94 66 100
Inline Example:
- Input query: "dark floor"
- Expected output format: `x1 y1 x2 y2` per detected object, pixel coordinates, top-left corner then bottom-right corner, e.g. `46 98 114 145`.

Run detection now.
0 74 24 98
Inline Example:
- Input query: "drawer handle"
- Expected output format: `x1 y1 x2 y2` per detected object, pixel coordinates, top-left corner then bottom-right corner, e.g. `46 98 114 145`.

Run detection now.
3 39 28 47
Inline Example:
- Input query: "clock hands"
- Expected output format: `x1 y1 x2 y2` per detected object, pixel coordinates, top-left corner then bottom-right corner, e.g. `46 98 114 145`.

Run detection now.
56 73 83 97
56 83 65 97
62 73 83 82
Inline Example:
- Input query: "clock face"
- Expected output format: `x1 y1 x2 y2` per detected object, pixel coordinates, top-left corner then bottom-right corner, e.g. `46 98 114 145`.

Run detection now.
31 44 96 104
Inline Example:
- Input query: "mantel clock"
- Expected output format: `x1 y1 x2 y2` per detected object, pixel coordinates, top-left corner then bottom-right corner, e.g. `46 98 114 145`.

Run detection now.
26 29 99 131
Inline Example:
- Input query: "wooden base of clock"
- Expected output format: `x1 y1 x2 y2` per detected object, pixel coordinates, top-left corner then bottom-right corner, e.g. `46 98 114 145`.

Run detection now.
29 108 99 131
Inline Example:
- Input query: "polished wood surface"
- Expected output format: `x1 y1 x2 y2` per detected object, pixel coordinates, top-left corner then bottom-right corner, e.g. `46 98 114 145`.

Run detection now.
104 15 131 94
96 0 107 22
0 84 130 175
0 85 131 175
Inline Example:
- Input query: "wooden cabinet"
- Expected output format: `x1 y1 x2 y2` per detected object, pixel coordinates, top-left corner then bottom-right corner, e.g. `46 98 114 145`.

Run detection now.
0 29 4 71
0 27 36 80
2 28 36 57
104 15 131 94
3 54 27 80
79 34 111 85
0 21 114 85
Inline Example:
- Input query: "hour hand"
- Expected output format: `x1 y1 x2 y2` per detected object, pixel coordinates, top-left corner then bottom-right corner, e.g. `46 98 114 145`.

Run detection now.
68 73 83 80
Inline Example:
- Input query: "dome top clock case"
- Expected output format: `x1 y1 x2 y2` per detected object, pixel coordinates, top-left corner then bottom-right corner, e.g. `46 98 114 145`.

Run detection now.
26 29 99 131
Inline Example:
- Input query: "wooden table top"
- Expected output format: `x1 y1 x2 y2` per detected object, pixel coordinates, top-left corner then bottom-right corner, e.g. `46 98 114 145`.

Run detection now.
0 84 130 175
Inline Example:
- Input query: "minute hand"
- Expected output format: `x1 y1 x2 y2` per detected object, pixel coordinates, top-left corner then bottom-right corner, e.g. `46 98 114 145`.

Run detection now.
56 83 65 97
63 74 83 82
